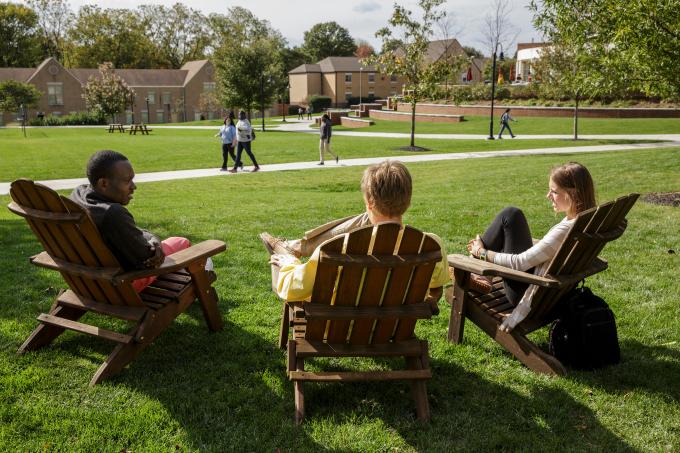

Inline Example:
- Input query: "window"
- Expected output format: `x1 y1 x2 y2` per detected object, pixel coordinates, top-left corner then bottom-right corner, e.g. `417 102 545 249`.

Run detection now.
142 111 149 123
47 83 63 106
203 82 216 92
345 73 352 83
368 90 375 98
147 91 155 104
125 111 133 124
162 92 171 105
345 90 353 100
156 110 165 123
368 73 375 83
194 111 203 121
390 74 398 83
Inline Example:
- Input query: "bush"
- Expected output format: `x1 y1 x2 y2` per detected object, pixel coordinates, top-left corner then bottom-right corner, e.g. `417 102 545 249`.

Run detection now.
288 104 303 115
308 95 332 111
29 111 106 126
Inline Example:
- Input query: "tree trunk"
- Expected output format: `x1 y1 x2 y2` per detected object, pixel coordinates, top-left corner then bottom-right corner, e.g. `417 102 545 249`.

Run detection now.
573 95 579 140
410 99 416 148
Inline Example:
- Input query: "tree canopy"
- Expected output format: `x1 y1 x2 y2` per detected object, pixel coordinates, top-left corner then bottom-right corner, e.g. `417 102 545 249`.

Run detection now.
0 79 42 112
302 22 356 61
0 2 42 67
531 0 680 99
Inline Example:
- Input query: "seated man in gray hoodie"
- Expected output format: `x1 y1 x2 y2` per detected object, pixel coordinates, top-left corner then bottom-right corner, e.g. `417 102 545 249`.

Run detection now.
70 150 196 291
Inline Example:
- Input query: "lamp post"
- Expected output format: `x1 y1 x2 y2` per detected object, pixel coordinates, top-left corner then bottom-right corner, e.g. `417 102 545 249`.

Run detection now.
130 93 136 124
359 67 363 114
144 96 149 124
260 74 265 132
487 45 504 140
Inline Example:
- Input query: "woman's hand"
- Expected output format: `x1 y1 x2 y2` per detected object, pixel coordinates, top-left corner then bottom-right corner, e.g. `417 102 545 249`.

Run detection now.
467 234 485 258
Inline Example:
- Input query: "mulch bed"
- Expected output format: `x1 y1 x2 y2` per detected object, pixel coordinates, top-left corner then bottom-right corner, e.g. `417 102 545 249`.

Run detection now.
641 192 680 207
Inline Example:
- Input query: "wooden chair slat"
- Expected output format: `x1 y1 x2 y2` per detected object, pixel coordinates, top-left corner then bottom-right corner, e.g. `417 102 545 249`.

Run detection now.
371 225 424 344
348 223 401 345
326 226 372 343
306 235 344 340
394 233 441 341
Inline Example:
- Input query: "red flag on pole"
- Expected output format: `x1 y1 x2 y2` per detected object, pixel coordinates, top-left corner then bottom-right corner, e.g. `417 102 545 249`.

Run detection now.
467 67 473 82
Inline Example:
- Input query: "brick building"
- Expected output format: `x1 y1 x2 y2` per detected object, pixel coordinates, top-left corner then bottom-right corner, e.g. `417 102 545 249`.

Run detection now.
0 57 219 125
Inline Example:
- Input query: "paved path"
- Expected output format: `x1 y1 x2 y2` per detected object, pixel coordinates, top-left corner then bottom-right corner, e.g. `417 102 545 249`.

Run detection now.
2 140 677 195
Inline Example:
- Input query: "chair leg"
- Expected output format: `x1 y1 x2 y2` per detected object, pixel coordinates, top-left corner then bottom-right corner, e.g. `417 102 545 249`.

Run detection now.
294 380 305 425
495 330 567 376
447 271 469 343
279 303 290 350
187 262 223 331
406 342 431 422
18 305 85 353
90 340 151 386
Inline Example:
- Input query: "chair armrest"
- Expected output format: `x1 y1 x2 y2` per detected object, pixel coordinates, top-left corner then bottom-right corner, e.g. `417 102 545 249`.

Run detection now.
113 240 226 283
448 254 562 288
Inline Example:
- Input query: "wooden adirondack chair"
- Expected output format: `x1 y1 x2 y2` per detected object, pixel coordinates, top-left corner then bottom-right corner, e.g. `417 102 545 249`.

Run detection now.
279 223 442 424
8 179 227 386
447 193 639 375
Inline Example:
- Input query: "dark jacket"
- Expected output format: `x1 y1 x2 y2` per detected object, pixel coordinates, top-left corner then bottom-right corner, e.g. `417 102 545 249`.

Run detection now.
70 184 158 270
320 119 332 141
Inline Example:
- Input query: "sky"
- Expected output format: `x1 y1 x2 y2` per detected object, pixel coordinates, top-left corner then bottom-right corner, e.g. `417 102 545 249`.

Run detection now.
45 0 543 55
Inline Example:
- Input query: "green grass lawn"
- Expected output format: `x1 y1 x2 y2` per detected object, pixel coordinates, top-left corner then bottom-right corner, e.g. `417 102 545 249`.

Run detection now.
0 127 659 181
334 115 680 135
0 146 678 451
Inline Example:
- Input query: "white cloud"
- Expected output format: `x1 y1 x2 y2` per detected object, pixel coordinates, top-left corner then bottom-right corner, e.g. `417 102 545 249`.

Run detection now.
352 1 381 13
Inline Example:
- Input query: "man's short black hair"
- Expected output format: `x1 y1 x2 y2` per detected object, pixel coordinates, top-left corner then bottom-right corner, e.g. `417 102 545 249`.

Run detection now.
86 150 129 186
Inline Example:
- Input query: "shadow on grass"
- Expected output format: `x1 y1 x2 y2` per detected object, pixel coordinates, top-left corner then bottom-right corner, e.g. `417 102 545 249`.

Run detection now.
567 339 680 403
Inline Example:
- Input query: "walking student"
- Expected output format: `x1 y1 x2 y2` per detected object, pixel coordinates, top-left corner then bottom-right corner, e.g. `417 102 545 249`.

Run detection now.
318 113 338 165
215 115 237 171
229 111 260 173
498 108 517 139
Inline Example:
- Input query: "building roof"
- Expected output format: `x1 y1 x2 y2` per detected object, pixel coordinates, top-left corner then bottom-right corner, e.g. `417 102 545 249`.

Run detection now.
289 64 321 74
0 58 210 87
0 68 35 82
516 42 551 52
424 39 467 63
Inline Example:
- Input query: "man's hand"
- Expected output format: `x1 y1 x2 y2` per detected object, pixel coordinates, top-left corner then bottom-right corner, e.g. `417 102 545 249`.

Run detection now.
144 241 165 268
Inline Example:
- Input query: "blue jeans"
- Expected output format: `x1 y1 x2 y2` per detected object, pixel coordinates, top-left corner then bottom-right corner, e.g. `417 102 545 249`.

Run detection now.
233 141 259 169
498 122 514 138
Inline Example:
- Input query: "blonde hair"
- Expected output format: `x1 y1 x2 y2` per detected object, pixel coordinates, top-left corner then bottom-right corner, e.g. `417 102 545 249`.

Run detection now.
550 162 596 214
360 160 412 217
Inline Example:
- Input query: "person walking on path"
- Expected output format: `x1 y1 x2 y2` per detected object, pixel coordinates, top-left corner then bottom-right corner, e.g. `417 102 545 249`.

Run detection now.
307 105 313 120
215 115 238 171
318 113 338 165
229 111 260 173
498 108 517 139
297 107 303 120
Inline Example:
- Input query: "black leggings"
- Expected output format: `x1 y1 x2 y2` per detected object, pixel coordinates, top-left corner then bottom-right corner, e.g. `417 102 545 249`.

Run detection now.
221 144 236 169
233 141 259 169
481 207 533 304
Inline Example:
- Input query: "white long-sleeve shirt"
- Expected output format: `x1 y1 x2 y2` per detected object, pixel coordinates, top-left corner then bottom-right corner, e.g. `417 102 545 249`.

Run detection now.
494 216 575 329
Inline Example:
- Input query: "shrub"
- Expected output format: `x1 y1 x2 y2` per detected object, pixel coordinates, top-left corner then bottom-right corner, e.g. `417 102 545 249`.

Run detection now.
308 95 332 111
288 104 303 115
29 111 106 126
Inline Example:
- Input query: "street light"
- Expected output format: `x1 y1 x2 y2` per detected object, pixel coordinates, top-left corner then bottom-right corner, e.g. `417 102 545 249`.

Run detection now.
260 75 266 132
144 96 149 124
487 45 504 140
359 67 363 115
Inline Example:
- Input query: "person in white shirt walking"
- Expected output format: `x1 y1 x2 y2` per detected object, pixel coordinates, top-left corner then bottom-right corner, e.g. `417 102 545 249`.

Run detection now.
229 110 260 173
467 162 597 332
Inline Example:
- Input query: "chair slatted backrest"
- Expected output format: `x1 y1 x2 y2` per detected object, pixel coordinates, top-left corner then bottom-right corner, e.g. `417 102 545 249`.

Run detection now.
8 179 145 307
523 193 639 326
305 223 442 345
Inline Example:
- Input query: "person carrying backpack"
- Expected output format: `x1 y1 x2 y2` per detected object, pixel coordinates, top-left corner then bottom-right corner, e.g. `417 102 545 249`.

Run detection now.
498 108 517 139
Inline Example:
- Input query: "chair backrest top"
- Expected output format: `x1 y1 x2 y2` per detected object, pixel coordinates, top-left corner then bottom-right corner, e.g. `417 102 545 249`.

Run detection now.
523 192 639 326
305 222 442 345
8 179 144 307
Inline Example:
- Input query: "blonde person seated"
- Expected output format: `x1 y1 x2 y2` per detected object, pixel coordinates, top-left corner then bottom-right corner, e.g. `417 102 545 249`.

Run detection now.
261 160 449 310
466 162 597 333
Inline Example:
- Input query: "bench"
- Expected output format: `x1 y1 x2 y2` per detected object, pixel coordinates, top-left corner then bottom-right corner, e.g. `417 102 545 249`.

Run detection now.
107 124 126 133
128 124 153 135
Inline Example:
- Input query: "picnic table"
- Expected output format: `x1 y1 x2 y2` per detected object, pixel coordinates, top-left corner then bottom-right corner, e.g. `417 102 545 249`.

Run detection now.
107 123 126 133
128 124 153 135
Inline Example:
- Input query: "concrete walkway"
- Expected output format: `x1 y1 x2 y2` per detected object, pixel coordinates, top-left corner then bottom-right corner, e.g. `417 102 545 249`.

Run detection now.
2 139 677 196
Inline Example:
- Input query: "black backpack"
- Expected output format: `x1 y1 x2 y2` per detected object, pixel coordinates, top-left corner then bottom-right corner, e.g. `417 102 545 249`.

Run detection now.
549 285 620 370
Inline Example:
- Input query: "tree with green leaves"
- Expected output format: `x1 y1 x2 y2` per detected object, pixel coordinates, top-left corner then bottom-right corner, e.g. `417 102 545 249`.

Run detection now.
69 6 157 68
530 0 680 100
139 3 210 69
0 80 41 112
212 8 285 122
0 2 42 67
26 0 74 66
302 22 356 61
368 0 463 150
82 62 135 123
